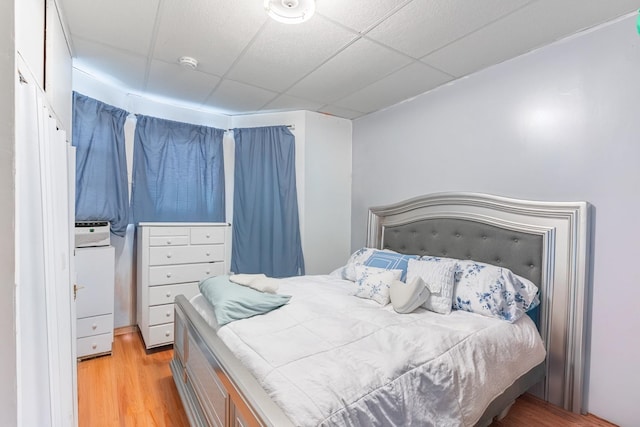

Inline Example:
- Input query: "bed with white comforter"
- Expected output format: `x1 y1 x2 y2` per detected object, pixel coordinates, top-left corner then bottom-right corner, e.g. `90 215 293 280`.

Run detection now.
192 274 546 427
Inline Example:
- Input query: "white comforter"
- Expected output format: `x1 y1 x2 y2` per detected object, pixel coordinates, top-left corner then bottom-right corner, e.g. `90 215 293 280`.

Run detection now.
196 275 545 427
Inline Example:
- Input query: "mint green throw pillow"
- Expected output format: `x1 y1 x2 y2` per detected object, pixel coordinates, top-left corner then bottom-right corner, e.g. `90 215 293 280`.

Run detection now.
199 275 291 326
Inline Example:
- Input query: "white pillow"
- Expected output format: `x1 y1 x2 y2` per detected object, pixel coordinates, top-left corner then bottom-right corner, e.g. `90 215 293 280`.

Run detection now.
390 276 430 314
406 257 457 314
452 260 540 322
353 265 402 305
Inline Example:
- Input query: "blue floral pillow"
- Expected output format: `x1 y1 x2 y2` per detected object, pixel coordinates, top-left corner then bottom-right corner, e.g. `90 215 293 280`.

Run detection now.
452 260 540 322
341 247 378 281
353 265 402 305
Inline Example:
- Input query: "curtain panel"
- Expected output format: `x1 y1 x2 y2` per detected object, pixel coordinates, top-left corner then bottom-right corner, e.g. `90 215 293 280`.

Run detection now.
131 115 225 223
72 92 129 236
231 126 305 277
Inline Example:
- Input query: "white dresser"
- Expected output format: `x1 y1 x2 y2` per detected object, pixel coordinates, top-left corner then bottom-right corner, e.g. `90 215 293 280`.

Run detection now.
75 245 115 359
136 222 230 349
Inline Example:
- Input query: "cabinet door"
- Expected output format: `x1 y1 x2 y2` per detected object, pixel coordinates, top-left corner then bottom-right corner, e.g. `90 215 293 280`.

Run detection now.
75 246 115 319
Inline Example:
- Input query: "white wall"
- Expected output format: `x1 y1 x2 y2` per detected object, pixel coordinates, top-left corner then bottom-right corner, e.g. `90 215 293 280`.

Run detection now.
351 14 640 426
0 0 17 425
45 0 72 132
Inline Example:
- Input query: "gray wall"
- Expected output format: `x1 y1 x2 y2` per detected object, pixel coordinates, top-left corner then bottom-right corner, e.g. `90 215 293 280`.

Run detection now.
0 0 17 424
351 14 640 426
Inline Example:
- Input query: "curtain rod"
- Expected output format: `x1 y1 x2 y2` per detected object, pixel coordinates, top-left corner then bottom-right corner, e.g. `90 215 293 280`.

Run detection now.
225 124 295 132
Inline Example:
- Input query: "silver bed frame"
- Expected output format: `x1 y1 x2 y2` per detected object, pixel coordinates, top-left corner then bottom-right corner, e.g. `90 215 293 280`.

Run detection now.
171 192 592 426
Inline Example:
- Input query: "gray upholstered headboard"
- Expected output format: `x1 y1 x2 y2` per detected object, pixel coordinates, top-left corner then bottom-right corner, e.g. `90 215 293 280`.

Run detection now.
381 217 543 289
366 192 591 415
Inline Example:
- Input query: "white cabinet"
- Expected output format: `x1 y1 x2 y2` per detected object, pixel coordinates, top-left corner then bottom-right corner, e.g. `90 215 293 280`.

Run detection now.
137 223 230 349
75 246 115 359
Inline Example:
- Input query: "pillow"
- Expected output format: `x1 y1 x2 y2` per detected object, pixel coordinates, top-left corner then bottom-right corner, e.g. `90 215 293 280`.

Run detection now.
363 250 418 282
199 275 291 326
353 265 402 305
452 260 540 322
341 247 379 281
406 257 457 314
389 276 430 314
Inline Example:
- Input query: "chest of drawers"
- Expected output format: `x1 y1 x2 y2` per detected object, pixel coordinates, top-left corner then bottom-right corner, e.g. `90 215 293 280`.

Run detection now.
136 223 230 349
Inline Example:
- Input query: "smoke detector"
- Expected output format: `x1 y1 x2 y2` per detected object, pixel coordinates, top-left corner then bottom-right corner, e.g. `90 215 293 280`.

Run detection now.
178 56 198 70
264 0 316 24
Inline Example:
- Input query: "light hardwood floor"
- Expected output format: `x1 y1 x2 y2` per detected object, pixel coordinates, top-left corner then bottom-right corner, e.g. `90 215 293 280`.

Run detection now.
78 332 616 427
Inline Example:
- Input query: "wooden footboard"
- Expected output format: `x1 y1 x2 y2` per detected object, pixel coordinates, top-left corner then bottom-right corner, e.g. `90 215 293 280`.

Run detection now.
171 295 294 427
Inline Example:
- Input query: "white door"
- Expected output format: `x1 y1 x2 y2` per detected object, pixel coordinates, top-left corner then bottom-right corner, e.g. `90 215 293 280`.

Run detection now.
15 60 77 427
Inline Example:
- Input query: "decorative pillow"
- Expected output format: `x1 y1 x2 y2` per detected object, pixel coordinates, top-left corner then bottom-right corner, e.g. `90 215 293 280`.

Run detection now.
363 250 418 282
452 260 540 322
389 276 430 314
341 247 379 281
353 265 402 305
199 275 291 326
406 257 457 314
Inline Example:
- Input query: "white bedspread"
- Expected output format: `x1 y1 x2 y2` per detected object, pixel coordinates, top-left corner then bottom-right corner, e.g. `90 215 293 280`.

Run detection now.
195 275 546 427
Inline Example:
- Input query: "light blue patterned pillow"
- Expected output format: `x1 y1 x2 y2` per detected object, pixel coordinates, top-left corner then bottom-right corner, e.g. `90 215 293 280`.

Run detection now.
364 250 418 282
341 247 379 281
452 260 540 322
353 265 402 305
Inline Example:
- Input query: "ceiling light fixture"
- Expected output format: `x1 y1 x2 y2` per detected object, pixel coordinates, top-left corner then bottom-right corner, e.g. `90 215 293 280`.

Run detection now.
178 56 198 70
264 0 316 24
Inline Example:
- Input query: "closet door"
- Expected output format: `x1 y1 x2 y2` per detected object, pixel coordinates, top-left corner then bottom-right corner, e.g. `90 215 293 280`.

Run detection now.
16 61 76 427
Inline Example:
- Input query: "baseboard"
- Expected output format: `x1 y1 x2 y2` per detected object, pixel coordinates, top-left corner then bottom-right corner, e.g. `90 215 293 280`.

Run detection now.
114 325 138 336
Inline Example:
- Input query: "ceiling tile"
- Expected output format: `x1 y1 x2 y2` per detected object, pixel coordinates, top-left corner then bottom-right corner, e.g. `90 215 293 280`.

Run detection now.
335 62 453 113
287 38 413 104
72 38 147 91
226 16 358 92
205 80 278 114
153 0 268 77
421 0 639 78
319 105 366 120
59 0 159 55
146 60 220 105
366 0 531 58
263 94 325 112
316 0 410 33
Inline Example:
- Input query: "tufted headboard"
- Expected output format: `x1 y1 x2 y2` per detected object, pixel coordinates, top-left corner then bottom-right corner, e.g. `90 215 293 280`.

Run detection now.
366 192 591 415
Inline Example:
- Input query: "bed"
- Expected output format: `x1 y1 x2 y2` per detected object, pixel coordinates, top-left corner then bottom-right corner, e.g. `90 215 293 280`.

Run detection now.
170 192 591 426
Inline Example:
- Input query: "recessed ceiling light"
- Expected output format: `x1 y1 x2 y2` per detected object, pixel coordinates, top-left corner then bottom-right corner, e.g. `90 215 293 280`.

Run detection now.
178 56 198 70
264 0 316 24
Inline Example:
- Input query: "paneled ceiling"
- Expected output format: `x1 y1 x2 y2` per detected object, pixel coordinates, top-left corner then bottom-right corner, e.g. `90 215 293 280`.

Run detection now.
58 0 638 119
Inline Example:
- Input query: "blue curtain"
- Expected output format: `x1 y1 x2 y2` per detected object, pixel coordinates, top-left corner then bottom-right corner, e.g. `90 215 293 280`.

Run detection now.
131 115 225 223
72 92 129 236
232 126 305 277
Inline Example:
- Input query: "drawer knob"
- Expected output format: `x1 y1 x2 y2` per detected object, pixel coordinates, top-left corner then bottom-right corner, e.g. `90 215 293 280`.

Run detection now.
206 234 210 238
92 344 97 349
206 251 210 256
166 292 172 298
92 324 97 330
167 240 172 245
206 270 210 275
166 272 172 278
166 311 171 317
166 253 172 259
165 331 171 337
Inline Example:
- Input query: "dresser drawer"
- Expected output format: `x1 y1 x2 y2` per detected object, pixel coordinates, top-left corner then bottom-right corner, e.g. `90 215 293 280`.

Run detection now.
149 303 175 325
149 244 225 266
77 314 113 338
77 333 113 358
148 282 199 306
149 262 224 286
191 226 226 245
149 235 189 247
148 323 174 346
149 227 190 237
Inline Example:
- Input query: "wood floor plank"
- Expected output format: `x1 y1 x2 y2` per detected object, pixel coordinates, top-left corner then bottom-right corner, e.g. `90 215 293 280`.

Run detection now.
78 332 617 427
